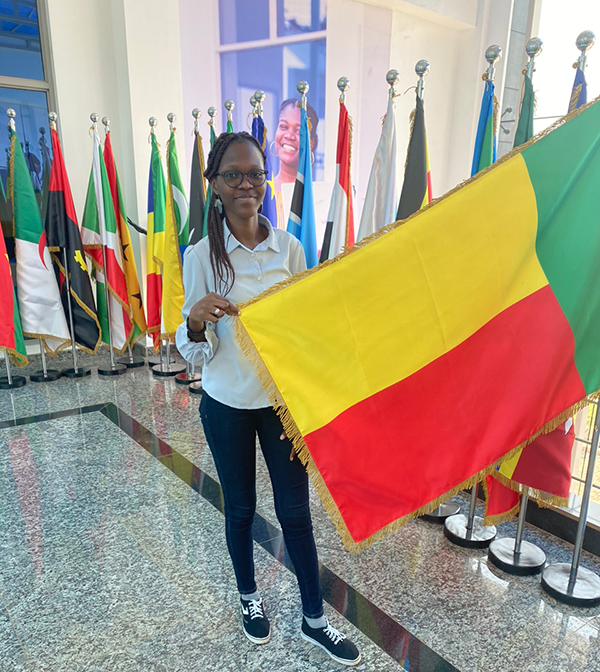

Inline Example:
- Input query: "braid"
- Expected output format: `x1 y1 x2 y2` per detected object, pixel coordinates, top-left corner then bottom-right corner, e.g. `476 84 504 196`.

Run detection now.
204 132 266 295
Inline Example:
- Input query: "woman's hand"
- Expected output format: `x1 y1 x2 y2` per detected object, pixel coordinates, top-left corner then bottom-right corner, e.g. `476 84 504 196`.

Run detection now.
188 292 240 332
280 431 295 461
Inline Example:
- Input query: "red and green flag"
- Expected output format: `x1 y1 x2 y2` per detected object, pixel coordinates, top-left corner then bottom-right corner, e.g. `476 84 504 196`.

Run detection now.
0 227 27 366
236 98 600 551
146 132 165 351
81 127 133 353
10 127 70 355
103 131 146 344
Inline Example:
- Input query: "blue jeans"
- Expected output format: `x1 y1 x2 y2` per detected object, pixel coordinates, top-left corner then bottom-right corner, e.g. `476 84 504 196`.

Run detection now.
199 392 324 618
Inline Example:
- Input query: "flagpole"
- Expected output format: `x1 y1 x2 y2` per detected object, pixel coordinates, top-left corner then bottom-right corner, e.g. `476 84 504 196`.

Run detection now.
542 400 600 606
415 59 429 99
575 30 595 73
89 113 126 377
0 350 27 389
29 338 61 382
444 481 496 548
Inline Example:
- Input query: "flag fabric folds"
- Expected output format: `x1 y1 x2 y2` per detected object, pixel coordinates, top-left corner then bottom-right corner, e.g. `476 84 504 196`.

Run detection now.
356 94 398 242
146 132 165 351
471 80 497 176
10 127 70 354
236 98 600 551
161 131 188 338
568 68 587 113
514 74 535 148
320 100 354 263
103 131 146 344
251 114 278 228
188 129 207 246
0 226 27 366
201 123 218 242
46 128 101 354
396 93 432 221
287 103 318 268
81 127 132 353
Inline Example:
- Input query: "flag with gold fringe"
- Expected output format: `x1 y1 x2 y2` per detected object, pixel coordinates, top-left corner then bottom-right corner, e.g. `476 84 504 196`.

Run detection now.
235 96 600 552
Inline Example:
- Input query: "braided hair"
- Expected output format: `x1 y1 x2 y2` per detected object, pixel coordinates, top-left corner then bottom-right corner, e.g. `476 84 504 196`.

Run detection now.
203 131 266 296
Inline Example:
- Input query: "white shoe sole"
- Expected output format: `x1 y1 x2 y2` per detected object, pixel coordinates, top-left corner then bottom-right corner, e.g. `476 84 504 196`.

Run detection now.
301 631 361 666
242 624 271 645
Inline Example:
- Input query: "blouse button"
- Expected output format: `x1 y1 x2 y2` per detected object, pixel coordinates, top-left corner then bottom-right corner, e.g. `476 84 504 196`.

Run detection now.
257 276 262 281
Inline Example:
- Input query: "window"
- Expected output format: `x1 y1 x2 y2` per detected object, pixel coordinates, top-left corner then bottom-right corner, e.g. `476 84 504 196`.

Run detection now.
218 0 327 181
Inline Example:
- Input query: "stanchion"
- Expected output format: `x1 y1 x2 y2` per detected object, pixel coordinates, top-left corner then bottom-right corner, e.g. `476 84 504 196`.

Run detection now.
60 249 91 378
30 338 61 382
175 361 202 385
423 501 461 522
189 378 203 395
0 350 26 389
152 340 185 377
488 488 546 575
444 483 496 548
541 401 600 606
117 343 145 368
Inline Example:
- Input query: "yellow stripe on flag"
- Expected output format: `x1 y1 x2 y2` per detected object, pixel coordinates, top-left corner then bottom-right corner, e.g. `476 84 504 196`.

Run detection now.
241 154 548 436
161 176 184 337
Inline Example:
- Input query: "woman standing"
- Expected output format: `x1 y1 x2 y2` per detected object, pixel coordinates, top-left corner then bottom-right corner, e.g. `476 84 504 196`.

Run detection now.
176 131 360 667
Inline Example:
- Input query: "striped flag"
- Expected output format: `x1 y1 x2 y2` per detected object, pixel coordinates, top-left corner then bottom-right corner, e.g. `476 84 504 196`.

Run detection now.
568 68 587 113
0 224 27 366
188 128 207 246
356 93 398 242
237 96 600 550
160 131 187 338
287 103 318 268
471 80 497 176
81 127 132 353
10 127 70 354
252 114 278 227
320 99 354 262
146 132 165 351
397 93 432 221
201 123 218 241
46 128 101 354
514 74 534 149
103 131 147 344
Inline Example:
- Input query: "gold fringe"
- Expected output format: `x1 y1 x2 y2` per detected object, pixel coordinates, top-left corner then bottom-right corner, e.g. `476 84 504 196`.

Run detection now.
234 94 600 553
484 502 521 527
493 95 499 139
1 345 28 368
569 84 583 114
404 107 417 173
21 331 70 357
345 109 353 248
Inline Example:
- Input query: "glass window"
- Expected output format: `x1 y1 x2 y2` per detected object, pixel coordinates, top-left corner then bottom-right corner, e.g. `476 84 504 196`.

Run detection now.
219 0 270 45
277 0 326 37
0 0 44 80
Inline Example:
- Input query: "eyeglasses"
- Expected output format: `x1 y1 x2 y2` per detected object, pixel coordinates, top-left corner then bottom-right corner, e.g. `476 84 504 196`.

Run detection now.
217 170 268 188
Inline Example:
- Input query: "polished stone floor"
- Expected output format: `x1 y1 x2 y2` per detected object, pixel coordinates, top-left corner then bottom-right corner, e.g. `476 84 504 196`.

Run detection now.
2 356 600 671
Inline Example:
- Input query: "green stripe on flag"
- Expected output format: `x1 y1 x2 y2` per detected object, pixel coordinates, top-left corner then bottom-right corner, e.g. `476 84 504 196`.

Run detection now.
10 129 42 245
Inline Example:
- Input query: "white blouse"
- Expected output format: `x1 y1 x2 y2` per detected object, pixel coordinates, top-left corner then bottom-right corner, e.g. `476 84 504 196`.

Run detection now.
175 216 307 409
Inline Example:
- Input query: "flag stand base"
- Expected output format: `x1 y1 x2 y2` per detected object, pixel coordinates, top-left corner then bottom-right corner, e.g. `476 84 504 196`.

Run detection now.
117 356 146 369
444 513 496 548
30 369 62 383
148 355 161 365
62 366 91 378
98 363 128 376
188 380 203 395
488 537 546 576
152 362 186 377
0 375 27 390
423 501 461 522
541 564 600 607
175 372 202 385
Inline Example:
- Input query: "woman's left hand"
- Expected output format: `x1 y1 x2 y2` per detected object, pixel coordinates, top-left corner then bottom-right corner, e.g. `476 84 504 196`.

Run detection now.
280 431 295 461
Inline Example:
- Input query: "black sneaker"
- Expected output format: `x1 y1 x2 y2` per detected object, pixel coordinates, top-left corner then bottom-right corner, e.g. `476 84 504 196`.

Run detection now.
240 597 271 644
301 618 361 666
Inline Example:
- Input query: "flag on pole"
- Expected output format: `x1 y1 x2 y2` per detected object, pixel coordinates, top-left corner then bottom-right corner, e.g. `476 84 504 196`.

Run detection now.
0 175 11 231
146 132 165 351
356 94 398 242
514 74 535 148
252 114 278 227
201 123 218 241
568 68 587 113
0 226 27 366
320 99 354 262
236 97 600 551
471 80 497 176
46 127 101 354
39 131 52 222
397 93 432 221
10 127 70 354
81 127 132 353
188 128 207 246
227 117 234 134
160 131 187 338
103 130 147 344
287 103 318 268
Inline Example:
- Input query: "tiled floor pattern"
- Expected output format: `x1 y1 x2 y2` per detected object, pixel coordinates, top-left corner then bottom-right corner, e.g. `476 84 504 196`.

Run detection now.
2 364 600 670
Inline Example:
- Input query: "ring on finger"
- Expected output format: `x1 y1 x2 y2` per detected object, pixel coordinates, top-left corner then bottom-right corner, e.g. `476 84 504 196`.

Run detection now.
213 308 221 317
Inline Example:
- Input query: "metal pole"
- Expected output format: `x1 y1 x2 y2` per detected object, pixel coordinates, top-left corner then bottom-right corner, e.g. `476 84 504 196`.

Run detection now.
465 484 478 539
101 247 117 370
514 489 529 555
576 30 595 73
484 45 502 82
415 60 429 100
39 339 48 376
4 350 13 385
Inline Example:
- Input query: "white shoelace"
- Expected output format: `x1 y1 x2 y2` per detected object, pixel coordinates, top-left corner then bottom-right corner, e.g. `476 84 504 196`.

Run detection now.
247 599 264 620
323 620 346 645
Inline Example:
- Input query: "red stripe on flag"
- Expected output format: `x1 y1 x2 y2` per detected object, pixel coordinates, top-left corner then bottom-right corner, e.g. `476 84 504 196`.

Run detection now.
304 285 585 543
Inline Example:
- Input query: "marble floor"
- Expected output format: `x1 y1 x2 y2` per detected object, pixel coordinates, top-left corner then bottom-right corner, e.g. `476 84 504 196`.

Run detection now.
2 355 600 671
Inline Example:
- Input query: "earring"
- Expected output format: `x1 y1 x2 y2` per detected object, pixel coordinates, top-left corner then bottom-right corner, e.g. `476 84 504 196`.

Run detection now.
214 197 223 214
270 140 277 158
